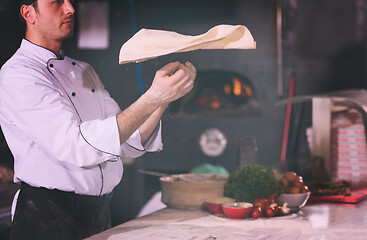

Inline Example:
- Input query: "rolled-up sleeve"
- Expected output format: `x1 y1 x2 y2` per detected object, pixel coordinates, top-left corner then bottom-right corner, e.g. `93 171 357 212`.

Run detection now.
80 115 163 159
123 121 163 157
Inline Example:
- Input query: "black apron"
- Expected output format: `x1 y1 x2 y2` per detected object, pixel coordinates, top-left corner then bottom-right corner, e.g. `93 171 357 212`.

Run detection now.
10 182 112 240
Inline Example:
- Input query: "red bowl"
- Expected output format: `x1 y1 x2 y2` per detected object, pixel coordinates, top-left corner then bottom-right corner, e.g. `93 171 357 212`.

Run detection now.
206 197 235 215
222 202 253 219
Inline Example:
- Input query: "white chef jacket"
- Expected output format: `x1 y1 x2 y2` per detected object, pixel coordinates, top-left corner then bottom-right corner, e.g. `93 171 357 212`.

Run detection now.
0 39 163 196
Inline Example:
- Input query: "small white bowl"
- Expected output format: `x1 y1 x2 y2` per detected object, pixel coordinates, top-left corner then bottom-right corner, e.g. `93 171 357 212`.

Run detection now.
277 192 311 211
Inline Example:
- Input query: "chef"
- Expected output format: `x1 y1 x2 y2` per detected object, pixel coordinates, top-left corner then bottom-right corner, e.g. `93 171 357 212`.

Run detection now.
0 0 196 239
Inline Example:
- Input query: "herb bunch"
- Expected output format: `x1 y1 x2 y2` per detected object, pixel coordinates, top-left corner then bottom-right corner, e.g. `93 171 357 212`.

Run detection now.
224 164 282 203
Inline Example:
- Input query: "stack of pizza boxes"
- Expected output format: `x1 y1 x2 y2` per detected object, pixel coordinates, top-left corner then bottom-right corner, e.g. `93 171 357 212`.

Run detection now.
307 109 367 187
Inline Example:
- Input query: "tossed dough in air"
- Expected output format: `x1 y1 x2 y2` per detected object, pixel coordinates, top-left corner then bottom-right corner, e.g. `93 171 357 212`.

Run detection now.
119 24 256 64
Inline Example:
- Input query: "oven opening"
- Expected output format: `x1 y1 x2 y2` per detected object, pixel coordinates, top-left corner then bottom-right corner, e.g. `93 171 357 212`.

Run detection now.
169 70 259 117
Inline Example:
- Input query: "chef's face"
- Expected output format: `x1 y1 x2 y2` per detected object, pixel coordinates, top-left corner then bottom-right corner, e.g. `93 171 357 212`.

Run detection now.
32 0 75 42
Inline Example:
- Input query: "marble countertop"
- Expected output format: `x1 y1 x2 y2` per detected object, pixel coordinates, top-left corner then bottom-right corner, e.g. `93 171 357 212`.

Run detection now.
85 200 367 240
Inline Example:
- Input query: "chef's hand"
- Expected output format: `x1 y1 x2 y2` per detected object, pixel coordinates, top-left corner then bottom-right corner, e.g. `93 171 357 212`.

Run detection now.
146 61 196 105
116 61 195 145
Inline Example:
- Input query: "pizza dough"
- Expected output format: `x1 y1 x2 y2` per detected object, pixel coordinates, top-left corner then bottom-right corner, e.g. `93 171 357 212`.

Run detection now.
119 24 256 64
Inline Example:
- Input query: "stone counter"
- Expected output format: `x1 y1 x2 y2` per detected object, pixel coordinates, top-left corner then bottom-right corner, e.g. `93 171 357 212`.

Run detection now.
85 199 367 240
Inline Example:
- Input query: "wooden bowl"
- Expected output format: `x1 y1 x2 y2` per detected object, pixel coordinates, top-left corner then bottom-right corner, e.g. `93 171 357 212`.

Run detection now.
160 174 228 209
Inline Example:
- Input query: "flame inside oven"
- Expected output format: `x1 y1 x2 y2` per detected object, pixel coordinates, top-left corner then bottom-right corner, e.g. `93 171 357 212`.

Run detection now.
170 70 259 116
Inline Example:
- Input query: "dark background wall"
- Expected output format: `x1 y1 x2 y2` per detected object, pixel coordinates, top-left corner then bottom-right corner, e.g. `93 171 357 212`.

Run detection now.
1 0 367 227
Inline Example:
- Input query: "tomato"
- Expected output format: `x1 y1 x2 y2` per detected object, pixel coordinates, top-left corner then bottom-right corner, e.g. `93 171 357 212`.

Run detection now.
284 171 298 182
252 198 269 210
301 185 311 193
289 187 301 194
293 176 304 188
251 207 263 218
265 206 275 217
267 193 278 204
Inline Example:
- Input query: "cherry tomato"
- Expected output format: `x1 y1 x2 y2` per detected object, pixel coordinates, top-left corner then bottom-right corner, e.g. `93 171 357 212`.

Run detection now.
252 198 269 210
293 176 304 188
289 187 301 194
301 185 311 193
265 206 275 217
284 171 298 182
251 207 263 218
267 193 278 204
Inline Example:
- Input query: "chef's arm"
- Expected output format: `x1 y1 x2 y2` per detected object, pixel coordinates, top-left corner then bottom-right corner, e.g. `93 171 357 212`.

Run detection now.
139 103 168 144
116 61 196 145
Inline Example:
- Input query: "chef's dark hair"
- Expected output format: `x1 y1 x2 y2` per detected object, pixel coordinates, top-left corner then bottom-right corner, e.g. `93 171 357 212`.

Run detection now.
19 0 38 7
